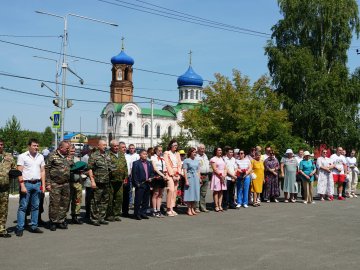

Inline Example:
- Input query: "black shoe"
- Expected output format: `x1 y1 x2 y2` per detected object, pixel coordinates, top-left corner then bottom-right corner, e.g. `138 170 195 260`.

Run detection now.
140 214 149 219
29 228 44 234
16 230 23 237
50 223 57 231
134 215 142 220
0 232 11 238
122 213 130 218
72 216 83 225
57 223 68 229
114 216 122 221
105 216 115 222
99 220 109 225
90 221 100 226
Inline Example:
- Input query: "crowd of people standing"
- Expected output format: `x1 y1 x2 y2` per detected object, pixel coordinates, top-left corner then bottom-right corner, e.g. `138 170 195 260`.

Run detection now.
0 137 358 238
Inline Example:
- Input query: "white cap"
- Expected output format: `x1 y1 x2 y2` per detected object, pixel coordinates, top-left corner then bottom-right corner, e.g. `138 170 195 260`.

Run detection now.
303 151 311 156
234 149 240 153
285 149 293 154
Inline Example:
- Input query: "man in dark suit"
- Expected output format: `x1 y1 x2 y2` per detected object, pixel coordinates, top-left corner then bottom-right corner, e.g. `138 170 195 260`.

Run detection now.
131 149 154 220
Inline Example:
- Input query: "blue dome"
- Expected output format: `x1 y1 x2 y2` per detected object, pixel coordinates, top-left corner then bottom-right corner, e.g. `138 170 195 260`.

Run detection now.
177 66 203 87
111 50 134 65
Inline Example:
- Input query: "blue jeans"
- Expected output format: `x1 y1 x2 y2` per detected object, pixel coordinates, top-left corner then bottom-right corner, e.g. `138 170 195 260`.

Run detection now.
17 181 41 230
236 176 250 205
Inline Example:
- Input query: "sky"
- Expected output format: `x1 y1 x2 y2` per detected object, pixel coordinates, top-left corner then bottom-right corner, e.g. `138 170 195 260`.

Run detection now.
1 0 360 136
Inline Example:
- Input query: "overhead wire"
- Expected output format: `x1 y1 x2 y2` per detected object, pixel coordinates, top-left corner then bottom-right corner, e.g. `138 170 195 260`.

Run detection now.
0 39 213 83
98 0 270 38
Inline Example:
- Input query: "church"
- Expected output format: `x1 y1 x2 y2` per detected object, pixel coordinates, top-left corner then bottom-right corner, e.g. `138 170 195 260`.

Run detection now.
101 42 204 149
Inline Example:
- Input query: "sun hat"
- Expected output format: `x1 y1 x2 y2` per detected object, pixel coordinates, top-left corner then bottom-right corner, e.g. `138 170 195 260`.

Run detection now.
285 149 293 154
178 149 186 155
303 151 311 156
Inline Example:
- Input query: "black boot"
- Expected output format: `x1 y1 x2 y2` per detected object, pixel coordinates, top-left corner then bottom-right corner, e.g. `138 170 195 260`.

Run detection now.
71 215 83 225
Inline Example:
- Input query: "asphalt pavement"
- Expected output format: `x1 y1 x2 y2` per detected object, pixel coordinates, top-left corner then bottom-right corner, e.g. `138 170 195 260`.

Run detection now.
1 191 360 270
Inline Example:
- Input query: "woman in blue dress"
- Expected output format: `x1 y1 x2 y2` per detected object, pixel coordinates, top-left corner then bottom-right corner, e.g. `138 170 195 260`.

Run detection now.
183 147 201 216
299 151 316 204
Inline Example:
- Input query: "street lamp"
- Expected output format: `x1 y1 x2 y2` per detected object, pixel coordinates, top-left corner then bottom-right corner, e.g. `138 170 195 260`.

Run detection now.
35 10 118 141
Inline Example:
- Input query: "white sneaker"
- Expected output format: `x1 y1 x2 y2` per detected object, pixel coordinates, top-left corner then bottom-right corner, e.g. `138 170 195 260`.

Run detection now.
274 199 279 203
311 201 316 204
303 201 308 204
236 204 241 208
352 193 358 198
243 204 248 208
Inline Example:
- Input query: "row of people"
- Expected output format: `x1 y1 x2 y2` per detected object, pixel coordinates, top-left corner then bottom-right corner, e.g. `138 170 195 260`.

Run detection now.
0 137 358 238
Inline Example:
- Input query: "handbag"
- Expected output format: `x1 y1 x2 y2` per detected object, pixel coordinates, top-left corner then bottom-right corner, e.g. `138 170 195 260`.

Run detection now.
250 172 257 180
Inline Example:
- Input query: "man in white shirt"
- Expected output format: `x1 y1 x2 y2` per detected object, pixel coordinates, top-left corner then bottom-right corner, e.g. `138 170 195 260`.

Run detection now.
223 147 237 210
122 144 139 217
16 139 45 236
330 147 348 200
195 144 210 212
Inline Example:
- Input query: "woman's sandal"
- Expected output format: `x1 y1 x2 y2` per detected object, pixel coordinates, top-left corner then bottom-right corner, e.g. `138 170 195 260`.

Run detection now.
215 207 220 212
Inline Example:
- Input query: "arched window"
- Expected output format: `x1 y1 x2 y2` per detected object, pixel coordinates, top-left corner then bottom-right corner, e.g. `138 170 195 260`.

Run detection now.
185 90 188 99
128 123 133 137
190 89 194 99
168 126 172 137
108 133 113 145
196 90 199 100
144 125 149 138
180 90 183 100
156 126 161 138
117 70 122 80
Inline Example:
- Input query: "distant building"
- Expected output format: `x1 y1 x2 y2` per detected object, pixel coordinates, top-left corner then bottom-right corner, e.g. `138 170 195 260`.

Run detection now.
63 132 88 143
101 41 203 148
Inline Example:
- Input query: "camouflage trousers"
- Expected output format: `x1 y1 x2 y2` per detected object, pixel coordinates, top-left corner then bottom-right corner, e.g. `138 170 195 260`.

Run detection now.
49 182 70 223
70 182 83 216
90 182 109 222
106 181 123 219
0 188 9 234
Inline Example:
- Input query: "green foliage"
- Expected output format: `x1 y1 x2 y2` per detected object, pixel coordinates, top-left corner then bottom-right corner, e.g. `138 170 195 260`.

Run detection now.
0 116 54 153
181 70 304 155
159 131 192 151
265 0 360 147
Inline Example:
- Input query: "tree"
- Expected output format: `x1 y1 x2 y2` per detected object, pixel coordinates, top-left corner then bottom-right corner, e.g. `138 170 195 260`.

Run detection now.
265 0 360 147
41 126 54 147
181 70 303 154
159 131 192 151
0 115 23 153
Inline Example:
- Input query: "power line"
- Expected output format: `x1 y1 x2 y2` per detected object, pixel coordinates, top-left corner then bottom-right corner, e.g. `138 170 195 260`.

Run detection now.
0 34 62 38
0 39 213 82
0 72 179 104
98 0 270 38
134 0 270 36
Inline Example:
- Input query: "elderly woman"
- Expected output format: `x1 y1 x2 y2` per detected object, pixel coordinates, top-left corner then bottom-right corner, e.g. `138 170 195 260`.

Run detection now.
183 147 201 216
346 150 358 198
281 149 298 203
263 150 280 203
299 151 316 204
163 139 182 217
235 150 252 208
210 147 227 212
251 151 264 207
317 149 334 201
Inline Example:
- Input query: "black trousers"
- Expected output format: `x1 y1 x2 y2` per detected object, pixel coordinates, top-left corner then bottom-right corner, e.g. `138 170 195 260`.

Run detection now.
133 183 150 216
223 180 236 208
122 182 130 215
85 187 92 218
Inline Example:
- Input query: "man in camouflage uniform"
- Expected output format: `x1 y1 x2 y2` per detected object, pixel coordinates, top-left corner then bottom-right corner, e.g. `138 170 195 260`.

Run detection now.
68 145 84 224
0 139 16 238
88 140 111 226
106 139 128 222
45 141 72 231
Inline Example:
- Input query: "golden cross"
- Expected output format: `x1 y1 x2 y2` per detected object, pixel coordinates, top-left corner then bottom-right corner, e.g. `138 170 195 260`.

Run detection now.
189 50 192 66
121 36 125 50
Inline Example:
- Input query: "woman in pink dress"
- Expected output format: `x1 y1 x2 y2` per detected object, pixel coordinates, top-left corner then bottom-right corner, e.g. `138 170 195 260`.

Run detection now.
210 147 227 212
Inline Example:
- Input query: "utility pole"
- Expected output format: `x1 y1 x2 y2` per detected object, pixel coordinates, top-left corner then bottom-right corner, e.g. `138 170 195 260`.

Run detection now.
150 98 154 147
36 10 118 141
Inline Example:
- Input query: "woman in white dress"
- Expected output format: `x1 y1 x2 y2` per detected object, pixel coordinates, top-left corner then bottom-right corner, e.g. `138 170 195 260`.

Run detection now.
316 149 335 201
346 150 358 198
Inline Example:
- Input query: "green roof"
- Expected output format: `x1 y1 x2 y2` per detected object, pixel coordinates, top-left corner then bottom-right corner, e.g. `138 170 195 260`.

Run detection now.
171 103 198 113
141 108 175 118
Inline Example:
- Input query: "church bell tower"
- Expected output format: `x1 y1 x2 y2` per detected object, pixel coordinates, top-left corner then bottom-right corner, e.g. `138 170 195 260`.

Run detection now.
110 37 134 103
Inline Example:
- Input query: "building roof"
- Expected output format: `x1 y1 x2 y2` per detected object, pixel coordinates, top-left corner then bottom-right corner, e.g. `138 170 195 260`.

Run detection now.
141 108 176 118
177 66 203 87
111 50 134 65
64 132 80 140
